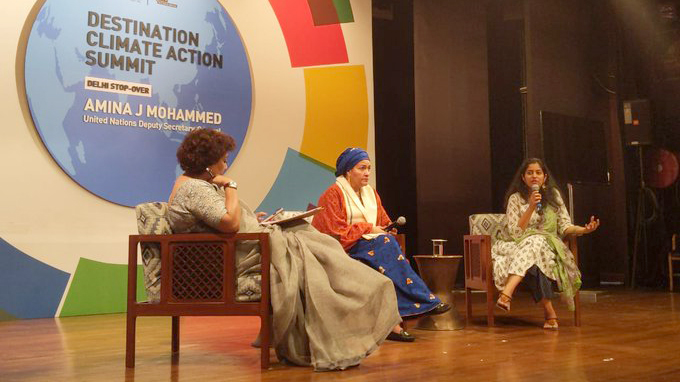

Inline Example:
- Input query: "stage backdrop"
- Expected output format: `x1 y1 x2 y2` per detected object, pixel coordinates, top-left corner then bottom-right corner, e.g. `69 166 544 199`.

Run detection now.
1 0 374 319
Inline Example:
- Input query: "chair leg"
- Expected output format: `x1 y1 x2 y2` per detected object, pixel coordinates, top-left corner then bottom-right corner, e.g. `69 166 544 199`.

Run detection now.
260 314 271 369
669 255 674 292
486 290 495 327
125 313 136 368
465 288 472 322
171 316 180 353
573 291 581 327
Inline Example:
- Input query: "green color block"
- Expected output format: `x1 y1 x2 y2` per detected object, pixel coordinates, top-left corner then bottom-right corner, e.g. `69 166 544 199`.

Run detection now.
333 0 354 23
0 309 18 321
59 258 147 317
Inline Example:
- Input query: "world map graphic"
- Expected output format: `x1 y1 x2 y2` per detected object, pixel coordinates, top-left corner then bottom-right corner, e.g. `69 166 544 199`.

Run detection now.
24 0 252 207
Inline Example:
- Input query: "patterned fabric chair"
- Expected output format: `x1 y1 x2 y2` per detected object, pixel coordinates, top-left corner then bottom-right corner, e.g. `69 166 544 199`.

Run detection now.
463 213 580 327
135 202 170 302
126 202 272 369
135 202 263 302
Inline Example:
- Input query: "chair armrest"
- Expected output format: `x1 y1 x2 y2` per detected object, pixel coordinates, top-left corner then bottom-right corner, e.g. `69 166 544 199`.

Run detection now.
464 234 491 239
563 234 578 263
396 233 406 254
463 235 493 290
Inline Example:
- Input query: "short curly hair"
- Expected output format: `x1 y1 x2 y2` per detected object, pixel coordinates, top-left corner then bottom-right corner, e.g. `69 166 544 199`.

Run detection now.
176 128 236 176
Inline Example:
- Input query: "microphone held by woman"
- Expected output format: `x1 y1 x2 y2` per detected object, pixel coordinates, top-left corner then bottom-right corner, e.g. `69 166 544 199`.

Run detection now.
384 216 406 231
531 184 542 211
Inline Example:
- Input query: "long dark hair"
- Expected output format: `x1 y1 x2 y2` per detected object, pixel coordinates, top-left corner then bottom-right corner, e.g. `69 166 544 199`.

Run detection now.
503 158 562 210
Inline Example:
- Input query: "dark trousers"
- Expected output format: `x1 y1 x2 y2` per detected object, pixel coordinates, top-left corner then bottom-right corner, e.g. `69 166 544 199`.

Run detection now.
524 265 555 302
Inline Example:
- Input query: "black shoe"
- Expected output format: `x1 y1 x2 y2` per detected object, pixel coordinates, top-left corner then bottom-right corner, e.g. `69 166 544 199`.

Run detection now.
426 303 451 316
386 330 415 342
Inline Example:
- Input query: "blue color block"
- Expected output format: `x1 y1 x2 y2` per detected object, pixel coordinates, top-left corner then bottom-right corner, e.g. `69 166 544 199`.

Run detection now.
0 238 70 319
257 148 335 213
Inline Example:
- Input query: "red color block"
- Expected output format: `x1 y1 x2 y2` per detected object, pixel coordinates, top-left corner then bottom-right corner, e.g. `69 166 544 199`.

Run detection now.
269 0 349 67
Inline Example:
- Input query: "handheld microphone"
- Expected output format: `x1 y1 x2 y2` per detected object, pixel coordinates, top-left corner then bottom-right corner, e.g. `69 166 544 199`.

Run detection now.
384 216 406 231
531 184 542 211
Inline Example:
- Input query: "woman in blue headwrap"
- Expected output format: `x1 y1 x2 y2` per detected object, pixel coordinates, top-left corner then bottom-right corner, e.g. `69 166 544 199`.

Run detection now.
313 148 450 342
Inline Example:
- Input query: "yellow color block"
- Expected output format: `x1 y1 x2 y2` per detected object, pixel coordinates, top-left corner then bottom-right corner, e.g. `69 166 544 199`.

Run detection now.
300 65 369 168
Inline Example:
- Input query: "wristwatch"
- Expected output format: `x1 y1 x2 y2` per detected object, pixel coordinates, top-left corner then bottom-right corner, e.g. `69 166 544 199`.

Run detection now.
224 181 238 190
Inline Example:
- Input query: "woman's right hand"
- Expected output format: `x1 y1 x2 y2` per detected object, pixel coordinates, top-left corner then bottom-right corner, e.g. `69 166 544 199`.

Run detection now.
528 190 542 209
371 225 386 234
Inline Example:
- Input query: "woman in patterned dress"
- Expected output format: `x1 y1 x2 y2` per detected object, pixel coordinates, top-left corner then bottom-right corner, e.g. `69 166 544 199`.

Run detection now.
165 129 402 370
312 148 450 342
492 158 600 329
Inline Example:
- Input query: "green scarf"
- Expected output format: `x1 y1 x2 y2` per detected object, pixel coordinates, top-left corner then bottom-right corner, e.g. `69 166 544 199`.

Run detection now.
515 206 581 311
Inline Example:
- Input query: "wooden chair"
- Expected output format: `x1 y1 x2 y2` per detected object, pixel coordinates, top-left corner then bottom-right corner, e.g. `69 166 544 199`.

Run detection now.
669 234 679 291
126 202 272 369
394 234 409 330
463 213 580 327
395 233 406 259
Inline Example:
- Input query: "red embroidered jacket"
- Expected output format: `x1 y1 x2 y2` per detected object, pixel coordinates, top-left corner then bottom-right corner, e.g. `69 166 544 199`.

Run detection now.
312 183 392 251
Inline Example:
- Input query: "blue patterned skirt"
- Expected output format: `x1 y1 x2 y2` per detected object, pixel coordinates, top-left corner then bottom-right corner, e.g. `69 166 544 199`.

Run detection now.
348 234 441 317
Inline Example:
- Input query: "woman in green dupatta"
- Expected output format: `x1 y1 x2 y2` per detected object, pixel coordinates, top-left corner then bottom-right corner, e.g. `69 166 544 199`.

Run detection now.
492 158 600 329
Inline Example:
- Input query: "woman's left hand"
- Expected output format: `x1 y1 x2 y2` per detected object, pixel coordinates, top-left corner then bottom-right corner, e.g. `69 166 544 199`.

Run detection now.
582 216 600 234
255 212 267 222
210 174 234 187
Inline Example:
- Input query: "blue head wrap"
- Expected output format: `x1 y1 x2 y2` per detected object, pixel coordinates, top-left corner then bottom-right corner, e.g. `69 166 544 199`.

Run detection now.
335 148 370 176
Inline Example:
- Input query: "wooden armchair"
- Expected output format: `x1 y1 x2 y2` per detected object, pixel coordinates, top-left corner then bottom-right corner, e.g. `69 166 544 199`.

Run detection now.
126 202 272 369
463 213 580 327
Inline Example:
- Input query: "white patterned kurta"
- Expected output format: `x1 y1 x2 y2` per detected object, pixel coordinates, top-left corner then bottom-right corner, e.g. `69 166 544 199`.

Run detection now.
491 191 580 291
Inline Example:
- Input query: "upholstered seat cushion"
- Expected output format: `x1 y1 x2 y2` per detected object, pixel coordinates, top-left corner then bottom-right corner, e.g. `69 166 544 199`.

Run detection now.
134 202 261 302
468 213 511 243
136 202 172 235
135 202 170 302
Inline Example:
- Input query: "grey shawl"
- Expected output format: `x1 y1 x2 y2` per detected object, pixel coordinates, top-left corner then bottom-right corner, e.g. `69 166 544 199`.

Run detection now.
167 179 401 370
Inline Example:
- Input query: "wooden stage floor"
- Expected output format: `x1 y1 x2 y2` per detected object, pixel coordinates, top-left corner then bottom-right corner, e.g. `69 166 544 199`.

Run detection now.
1 290 680 381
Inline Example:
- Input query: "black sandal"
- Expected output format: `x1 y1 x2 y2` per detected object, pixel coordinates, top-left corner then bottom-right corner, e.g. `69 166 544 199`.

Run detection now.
387 329 415 342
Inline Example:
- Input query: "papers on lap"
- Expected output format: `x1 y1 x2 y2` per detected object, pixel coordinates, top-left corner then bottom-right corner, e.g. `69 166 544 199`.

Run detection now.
260 207 324 225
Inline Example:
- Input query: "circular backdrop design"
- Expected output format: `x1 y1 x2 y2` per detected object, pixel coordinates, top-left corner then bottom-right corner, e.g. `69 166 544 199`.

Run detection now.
24 0 252 206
